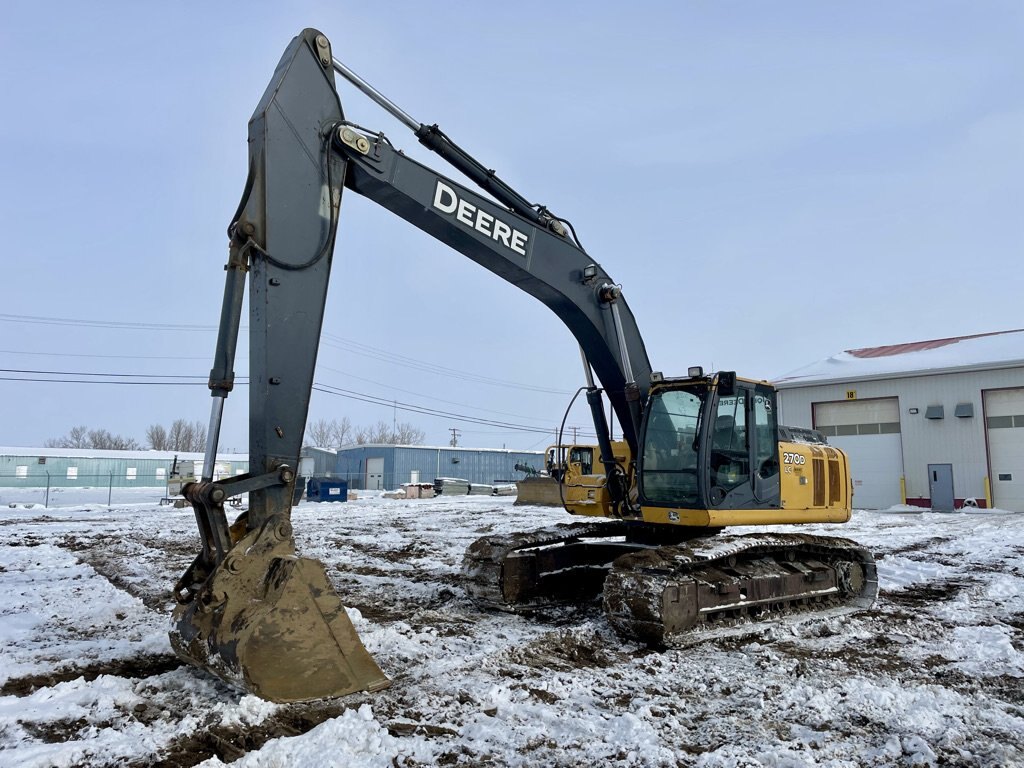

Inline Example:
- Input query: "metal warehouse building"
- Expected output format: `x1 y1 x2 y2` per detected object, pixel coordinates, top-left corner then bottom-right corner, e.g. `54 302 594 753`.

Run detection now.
775 329 1024 512
301 446 339 477
0 447 249 488
332 444 545 490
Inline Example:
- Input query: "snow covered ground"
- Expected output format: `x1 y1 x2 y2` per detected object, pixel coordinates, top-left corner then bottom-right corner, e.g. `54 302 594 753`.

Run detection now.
0 493 1021 767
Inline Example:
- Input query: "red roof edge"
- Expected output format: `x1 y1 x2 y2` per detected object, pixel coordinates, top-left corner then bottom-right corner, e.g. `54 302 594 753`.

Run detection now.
847 329 1024 359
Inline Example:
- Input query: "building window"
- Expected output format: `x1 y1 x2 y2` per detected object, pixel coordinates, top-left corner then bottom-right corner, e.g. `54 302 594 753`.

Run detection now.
987 415 1023 429
37 456 46 465
155 468 166 480
126 467 137 481
15 465 28 478
67 467 79 480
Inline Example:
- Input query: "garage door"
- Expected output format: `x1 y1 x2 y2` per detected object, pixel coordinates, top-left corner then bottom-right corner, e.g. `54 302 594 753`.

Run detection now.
985 388 1024 512
814 398 904 510
366 457 384 490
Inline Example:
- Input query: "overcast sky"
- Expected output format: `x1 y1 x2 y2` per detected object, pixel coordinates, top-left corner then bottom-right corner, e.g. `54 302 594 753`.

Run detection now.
0 1 1020 452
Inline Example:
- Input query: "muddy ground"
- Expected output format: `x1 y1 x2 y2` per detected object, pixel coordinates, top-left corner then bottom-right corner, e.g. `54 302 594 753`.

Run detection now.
0 496 1022 767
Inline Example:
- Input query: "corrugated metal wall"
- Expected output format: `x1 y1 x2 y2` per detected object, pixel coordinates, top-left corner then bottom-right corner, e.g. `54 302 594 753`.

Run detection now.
777 366 1023 507
333 445 545 489
300 447 338 477
0 450 249 488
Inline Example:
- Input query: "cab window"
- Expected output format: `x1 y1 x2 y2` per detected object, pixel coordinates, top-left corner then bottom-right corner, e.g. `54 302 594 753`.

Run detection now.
640 388 702 506
569 447 593 475
753 389 778 479
709 393 749 491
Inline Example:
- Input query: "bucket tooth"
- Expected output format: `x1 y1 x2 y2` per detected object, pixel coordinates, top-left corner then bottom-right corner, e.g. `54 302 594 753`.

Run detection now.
170 514 389 702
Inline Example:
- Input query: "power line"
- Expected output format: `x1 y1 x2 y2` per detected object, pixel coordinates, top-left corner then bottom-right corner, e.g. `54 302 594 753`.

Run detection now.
0 366 598 439
311 382 571 436
0 349 216 361
319 334 568 394
0 368 208 379
0 312 571 395
0 314 215 331
0 377 211 386
316 364 561 426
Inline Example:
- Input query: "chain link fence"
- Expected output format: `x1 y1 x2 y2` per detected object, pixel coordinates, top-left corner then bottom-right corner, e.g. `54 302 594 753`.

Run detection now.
0 473 175 509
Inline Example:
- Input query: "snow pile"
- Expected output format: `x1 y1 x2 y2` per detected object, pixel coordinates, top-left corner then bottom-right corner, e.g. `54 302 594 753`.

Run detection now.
200 704 434 767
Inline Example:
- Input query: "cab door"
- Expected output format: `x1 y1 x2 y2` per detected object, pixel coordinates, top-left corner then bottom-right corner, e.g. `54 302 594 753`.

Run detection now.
704 382 780 510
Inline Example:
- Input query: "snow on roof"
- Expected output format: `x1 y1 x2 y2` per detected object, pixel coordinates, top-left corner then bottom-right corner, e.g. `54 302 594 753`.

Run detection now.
0 447 248 461
774 329 1024 388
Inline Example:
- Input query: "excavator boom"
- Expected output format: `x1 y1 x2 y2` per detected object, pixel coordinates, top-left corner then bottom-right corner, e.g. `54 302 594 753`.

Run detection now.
170 29 389 702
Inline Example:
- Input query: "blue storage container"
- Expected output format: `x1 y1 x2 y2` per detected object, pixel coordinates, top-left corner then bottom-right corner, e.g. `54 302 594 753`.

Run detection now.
306 477 348 502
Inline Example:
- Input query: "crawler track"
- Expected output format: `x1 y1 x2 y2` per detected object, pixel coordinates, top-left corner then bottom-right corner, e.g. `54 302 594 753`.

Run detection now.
464 525 877 644
603 533 878 645
463 521 633 611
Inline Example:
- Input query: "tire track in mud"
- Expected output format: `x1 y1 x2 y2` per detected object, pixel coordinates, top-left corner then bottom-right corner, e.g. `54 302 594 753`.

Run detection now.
1 653 183 696
882 575 980 606
765 573 1024 726
6 505 508 768
56 532 187 611
135 703 350 768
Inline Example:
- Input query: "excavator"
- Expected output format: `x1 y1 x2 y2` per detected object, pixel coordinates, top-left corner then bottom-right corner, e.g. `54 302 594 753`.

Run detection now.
171 28 877 703
514 442 628 506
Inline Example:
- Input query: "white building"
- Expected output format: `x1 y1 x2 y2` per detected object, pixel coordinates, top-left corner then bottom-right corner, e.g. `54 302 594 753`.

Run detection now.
775 330 1024 512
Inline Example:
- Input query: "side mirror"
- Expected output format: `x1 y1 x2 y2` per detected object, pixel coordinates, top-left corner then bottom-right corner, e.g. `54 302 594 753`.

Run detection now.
718 371 737 397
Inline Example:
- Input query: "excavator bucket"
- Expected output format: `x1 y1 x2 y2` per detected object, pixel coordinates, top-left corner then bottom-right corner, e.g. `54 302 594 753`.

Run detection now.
170 514 389 703
514 476 565 506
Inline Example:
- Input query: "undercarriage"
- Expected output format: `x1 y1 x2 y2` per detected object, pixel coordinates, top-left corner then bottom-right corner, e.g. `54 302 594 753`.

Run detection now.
463 522 877 645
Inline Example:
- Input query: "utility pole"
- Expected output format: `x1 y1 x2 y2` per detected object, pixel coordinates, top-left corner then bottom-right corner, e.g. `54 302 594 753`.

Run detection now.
449 428 460 447
571 426 579 443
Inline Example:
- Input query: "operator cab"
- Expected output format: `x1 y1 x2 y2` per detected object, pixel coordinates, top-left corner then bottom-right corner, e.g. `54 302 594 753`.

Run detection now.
546 444 595 481
638 372 781 511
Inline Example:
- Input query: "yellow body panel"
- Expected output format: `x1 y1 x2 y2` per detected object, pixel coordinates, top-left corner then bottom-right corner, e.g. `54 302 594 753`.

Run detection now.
636 505 852 526
562 439 853 527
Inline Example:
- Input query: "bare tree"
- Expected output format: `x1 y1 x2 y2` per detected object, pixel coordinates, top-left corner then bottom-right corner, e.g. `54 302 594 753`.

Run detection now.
68 425 90 448
164 419 206 452
134 420 208 452
305 416 353 449
167 419 189 451
354 420 425 445
45 425 91 449
393 422 425 445
104 432 141 450
332 416 353 447
88 429 114 449
146 424 169 450
355 420 388 445
189 419 207 452
306 418 335 448
45 425 138 450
